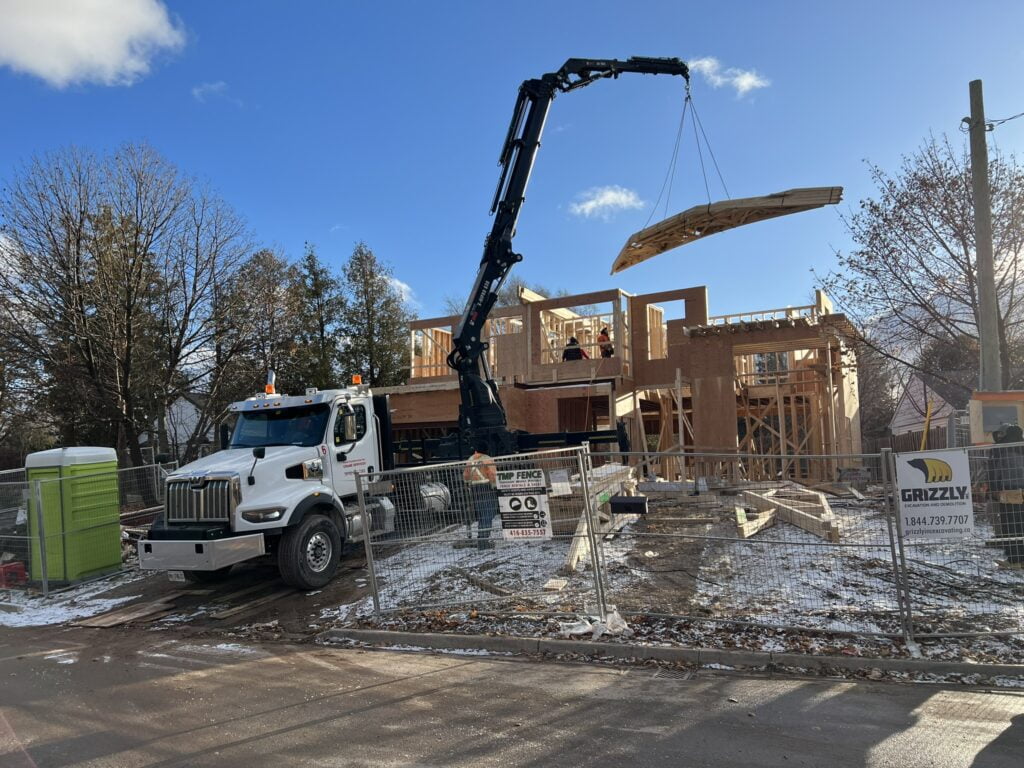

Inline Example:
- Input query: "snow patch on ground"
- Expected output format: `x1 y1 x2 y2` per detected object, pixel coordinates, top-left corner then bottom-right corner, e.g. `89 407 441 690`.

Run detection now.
44 651 78 665
688 498 1024 635
0 571 145 627
374 643 511 657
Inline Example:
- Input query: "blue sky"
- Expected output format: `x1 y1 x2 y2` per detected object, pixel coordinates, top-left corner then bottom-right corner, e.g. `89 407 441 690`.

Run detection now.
1 0 1023 319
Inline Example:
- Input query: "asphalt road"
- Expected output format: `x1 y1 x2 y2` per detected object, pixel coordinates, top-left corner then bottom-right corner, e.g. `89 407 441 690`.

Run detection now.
1 627 1022 768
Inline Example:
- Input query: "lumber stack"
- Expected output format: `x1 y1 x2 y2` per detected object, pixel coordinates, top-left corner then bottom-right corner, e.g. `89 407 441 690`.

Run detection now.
559 463 636 571
549 463 634 535
734 505 776 538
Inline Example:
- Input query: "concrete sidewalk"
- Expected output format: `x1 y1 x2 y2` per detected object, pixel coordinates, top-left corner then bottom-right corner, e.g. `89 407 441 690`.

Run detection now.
1 627 1022 767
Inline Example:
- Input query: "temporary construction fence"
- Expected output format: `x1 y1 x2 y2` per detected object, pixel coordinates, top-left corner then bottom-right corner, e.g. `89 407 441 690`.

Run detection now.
355 447 613 616
354 445 1024 642
0 462 177 597
893 444 1024 638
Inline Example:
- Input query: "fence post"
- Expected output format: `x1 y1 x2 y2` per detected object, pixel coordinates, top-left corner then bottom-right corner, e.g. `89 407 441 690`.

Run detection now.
882 448 916 645
576 447 608 619
32 480 49 599
356 472 381 617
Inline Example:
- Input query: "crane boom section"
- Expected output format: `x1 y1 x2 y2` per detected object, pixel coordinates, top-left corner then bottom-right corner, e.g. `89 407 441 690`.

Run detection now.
448 57 689 456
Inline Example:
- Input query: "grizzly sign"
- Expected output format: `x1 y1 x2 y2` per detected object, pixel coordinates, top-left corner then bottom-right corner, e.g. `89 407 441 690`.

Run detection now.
895 449 974 540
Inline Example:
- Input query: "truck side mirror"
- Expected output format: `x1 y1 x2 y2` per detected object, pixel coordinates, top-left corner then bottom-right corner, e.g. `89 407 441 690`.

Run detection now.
252 446 266 460
342 411 358 442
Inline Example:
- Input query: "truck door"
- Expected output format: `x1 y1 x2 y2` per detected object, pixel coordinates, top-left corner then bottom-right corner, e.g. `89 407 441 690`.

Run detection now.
327 399 379 498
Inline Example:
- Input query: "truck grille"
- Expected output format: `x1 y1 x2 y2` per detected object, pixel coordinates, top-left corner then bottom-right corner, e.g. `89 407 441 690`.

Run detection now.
165 475 240 523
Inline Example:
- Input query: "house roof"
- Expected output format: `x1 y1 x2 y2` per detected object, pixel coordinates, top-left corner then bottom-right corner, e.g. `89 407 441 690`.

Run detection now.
179 392 210 410
889 373 969 434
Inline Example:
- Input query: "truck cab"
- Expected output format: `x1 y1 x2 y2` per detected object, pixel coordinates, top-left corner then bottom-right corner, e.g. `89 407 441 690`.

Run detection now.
139 382 402 590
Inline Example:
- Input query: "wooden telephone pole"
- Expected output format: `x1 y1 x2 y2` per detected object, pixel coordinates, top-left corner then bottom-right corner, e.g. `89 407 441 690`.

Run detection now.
968 79 1002 391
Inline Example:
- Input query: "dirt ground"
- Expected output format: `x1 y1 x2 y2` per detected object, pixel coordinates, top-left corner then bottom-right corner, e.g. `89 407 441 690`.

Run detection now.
2 543 374 643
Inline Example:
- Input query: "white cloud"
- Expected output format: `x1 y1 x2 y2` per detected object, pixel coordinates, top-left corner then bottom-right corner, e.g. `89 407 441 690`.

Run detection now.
191 80 241 106
569 185 644 220
0 0 185 88
388 276 421 310
689 57 770 96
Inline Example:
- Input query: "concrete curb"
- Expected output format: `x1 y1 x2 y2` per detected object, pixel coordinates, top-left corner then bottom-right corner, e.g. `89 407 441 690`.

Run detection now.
318 628 1024 679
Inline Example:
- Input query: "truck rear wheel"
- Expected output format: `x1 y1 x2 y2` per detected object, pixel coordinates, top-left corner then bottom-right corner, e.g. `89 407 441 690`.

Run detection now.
278 513 341 590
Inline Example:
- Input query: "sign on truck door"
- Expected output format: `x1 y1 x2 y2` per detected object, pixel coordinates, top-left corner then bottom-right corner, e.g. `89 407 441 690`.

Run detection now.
329 402 378 496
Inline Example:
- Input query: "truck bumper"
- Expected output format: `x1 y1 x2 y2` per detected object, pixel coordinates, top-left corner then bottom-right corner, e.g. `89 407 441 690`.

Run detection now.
138 533 265 571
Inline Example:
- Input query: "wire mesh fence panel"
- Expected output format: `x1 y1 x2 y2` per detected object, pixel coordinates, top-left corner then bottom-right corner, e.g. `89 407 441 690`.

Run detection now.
359 448 622 616
118 462 177 527
892 445 1024 636
0 467 27 483
0 476 32 592
593 452 907 635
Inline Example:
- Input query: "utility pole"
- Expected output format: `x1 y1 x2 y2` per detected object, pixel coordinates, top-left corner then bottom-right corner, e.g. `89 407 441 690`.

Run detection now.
968 79 1002 391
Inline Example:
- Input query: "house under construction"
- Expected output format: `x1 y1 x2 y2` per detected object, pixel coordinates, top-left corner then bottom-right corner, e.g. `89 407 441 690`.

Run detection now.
381 285 860 480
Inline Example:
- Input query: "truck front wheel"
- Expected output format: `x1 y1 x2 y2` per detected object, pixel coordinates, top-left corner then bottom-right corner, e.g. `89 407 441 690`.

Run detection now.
278 513 342 590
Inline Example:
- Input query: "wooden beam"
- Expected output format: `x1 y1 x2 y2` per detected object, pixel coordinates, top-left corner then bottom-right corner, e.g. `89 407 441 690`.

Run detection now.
735 505 776 538
612 187 843 273
739 489 839 542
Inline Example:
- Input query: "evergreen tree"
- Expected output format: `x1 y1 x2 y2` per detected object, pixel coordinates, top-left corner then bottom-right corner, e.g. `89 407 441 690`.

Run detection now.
292 243 343 389
337 242 414 386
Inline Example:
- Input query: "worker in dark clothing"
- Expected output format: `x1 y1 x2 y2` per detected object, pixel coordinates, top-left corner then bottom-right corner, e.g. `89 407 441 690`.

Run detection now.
598 327 614 358
561 336 589 361
990 423 1024 567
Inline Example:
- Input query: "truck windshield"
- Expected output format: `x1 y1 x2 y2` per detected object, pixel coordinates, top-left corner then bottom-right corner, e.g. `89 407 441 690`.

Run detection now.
230 404 331 448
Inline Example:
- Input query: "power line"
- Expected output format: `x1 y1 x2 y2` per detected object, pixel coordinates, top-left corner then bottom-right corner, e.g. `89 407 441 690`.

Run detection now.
960 109 1024 133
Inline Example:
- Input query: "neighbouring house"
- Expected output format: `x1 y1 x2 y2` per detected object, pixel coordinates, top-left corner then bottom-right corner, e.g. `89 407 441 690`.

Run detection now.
165 392 214 461
889 373 970 436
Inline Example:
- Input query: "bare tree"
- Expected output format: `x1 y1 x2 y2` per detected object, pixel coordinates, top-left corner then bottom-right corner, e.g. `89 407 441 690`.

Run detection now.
0 144 252 465
154 185 251 460
819 136 1024 388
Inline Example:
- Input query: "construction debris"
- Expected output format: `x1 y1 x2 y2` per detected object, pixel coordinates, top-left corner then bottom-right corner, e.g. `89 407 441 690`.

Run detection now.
73 598 178 627
450 567 514 597
739 487 839 542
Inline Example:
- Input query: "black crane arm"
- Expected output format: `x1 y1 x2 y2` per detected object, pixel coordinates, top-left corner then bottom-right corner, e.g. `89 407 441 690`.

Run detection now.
447 57 690 457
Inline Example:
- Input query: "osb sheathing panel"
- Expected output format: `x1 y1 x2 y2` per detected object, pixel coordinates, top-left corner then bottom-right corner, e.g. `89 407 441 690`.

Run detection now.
691 376 739 450
389 388 461 425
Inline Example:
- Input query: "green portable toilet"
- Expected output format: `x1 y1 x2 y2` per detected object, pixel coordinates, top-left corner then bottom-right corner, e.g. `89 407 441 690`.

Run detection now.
26 447 121 584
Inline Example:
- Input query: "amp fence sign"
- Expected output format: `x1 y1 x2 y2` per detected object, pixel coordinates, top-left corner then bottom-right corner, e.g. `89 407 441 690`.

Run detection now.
495 468 552 540
495 468 546 492
895 449 974 540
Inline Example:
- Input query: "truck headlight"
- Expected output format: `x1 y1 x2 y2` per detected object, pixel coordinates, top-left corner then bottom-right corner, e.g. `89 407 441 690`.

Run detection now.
242 507 285 523
302 458 324 480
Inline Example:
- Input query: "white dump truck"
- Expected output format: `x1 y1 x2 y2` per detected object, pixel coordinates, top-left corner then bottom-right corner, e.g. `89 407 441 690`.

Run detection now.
138 377 446 589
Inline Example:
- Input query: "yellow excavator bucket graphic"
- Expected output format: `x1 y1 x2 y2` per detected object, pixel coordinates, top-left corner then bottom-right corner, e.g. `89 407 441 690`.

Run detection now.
907 458 953 483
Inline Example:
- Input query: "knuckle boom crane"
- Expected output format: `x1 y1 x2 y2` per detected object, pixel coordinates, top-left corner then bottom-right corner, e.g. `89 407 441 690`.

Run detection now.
448 56 691 458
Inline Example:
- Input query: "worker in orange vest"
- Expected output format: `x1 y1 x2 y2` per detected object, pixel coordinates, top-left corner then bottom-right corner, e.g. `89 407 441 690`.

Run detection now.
463 441 499 550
